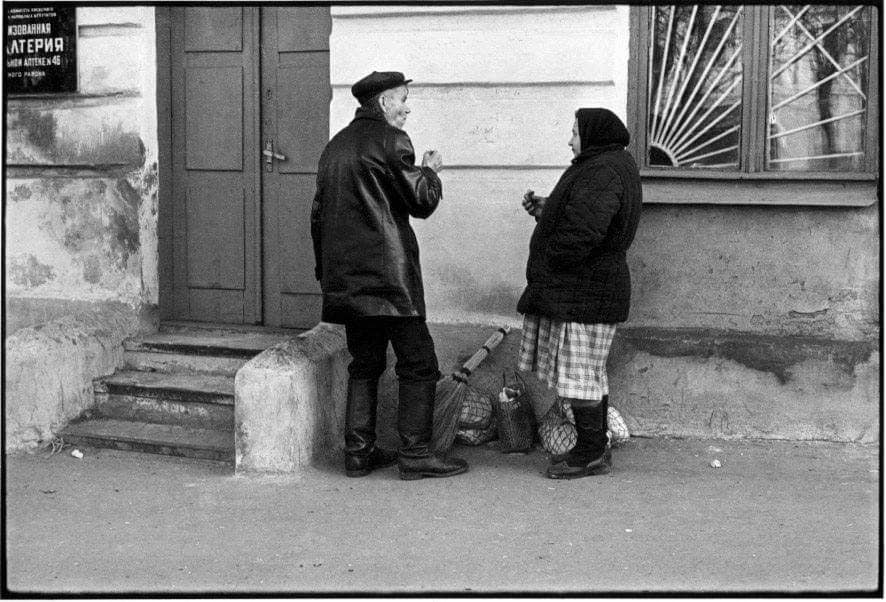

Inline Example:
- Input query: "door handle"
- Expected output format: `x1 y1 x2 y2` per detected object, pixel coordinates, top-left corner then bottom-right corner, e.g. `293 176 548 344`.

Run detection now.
263 140 286 171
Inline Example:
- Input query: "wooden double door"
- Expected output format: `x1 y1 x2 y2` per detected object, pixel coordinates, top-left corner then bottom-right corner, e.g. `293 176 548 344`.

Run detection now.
163 7 329 328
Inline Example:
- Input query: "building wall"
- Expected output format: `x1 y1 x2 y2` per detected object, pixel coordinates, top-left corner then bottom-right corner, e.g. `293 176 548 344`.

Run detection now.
5 7 159 451
330 5 631 326
4 6 877 452
329 5 879 344
330 5 879 441
5 7 159 333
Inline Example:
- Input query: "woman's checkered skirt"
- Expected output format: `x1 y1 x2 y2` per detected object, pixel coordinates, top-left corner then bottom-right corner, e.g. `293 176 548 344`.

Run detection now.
517 314 616 401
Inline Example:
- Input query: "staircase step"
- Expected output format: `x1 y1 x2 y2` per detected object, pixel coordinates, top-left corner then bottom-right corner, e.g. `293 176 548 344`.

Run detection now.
97 370 234 403
93 395 234 430
128 331 294 357
123 331 294 375
61 419 233 462
123 350 248 376
159 320 302 336
94 370 234 430
64 326 305 464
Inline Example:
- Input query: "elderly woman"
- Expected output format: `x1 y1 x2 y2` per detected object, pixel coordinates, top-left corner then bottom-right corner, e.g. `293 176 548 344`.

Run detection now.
517 108 642 480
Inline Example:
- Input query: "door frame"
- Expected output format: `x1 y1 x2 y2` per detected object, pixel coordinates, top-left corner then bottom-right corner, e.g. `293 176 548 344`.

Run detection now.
156 7 173 320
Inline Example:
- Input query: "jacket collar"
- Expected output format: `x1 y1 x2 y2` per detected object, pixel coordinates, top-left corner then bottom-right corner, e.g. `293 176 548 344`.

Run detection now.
354 105 388 123
572 143 624 164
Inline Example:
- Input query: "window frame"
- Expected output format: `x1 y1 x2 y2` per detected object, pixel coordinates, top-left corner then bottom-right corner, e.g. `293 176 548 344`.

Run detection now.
627 5 879 187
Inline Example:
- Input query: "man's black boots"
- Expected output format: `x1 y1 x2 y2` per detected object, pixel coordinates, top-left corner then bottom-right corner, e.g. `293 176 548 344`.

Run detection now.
344 378 397 477
397 381 469 480
546 396 611 479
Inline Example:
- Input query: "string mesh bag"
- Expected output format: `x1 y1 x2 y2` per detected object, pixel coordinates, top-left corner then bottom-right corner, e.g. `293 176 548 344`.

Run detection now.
539 399 631 454
494 371 536 454
456 424 497 446
455 388 497 446
458 388 494 430
538 396 577 456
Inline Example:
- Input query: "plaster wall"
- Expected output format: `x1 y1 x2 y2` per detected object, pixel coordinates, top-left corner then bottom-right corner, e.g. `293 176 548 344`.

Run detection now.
4 7 159 451
329 6 880 346
5 7 159 330
629 203 879 341
4 307 149 450
325 5 879 449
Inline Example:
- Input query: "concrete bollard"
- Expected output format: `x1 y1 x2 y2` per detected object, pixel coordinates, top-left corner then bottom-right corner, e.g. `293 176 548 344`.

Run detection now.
234 322 350 474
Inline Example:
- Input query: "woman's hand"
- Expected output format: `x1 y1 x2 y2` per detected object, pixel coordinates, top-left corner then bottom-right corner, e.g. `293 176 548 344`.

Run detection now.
522 189 547 218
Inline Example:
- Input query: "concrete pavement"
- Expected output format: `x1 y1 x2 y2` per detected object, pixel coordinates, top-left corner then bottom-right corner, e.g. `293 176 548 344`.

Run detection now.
4 436 880 594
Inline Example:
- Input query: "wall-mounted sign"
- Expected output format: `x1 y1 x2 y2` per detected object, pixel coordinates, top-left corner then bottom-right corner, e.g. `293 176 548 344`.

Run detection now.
5 4 77 94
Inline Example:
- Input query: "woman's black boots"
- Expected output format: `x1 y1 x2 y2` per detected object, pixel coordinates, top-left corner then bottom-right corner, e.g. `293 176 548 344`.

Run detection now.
397 381 469 480
344 378 398 477
546 396 612 479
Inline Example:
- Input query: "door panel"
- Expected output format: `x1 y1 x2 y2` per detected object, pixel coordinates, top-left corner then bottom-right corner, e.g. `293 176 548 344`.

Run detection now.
186 176 244 288
184 7 243 51
261 7 330 328
169 7 261 323
276 6 332 51
189 289 245 324
274 174 323 326
276 54 332 174
185 67 244 171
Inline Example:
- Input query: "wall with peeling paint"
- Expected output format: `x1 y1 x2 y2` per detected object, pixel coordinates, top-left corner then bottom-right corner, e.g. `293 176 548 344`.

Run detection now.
628 204 880 342
4 7 159 451
5 7 158 331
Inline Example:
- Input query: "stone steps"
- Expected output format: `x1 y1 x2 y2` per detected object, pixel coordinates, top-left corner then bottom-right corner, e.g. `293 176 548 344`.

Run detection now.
61 326 295 464
61 418 234 462
92 370 234 430
123 330 294 375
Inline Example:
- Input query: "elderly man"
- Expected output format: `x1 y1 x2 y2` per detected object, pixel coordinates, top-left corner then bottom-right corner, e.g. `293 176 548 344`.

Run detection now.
311 71 468 480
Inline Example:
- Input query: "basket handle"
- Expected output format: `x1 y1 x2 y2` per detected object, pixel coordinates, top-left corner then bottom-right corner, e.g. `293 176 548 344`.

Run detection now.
502 369 527 391
512 369 527 391
455 326 510 379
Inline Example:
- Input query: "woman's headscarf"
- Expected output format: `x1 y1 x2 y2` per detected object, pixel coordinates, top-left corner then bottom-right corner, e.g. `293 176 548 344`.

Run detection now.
574 108 630 160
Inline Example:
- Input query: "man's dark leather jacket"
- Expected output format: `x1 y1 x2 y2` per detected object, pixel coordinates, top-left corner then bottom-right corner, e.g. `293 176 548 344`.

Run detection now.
311 107 442 324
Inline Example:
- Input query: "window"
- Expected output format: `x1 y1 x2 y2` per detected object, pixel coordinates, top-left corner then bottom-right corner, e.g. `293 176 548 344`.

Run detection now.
630 5 878 178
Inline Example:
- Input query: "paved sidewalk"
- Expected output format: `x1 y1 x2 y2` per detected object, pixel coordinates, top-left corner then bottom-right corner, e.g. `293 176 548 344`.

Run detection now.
4 437 880 595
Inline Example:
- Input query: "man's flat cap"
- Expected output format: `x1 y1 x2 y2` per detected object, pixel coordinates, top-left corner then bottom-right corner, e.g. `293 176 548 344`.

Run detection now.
351 71 412 104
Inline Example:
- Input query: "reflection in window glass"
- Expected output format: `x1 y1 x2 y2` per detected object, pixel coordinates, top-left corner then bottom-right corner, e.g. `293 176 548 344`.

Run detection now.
647 5 744 169
768 5 870 171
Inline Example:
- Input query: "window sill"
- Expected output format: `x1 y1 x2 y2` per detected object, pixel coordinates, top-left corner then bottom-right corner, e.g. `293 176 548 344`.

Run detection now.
640 175 878 207
639 169 877 182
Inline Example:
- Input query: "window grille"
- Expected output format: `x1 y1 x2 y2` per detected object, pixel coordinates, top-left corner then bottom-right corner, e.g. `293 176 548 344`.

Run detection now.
632 4 877 177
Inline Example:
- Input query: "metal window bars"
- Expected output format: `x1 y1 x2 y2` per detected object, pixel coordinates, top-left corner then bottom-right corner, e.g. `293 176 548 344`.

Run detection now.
645 4 870 172
767 5 869 170
647 5 744 168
